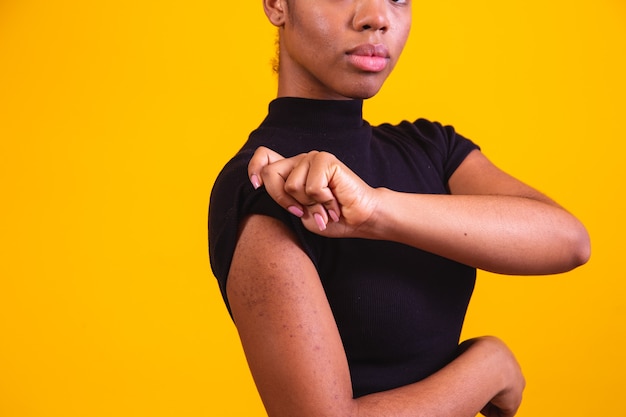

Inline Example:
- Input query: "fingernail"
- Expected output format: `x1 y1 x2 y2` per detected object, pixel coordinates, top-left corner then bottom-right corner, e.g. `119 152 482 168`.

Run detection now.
328 209 340 223
287 205 304 218
250 174 261 190
314 213 326 231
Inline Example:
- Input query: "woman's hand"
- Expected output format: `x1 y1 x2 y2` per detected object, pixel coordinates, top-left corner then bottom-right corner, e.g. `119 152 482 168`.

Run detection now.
248 146 379 237
459 337 526 417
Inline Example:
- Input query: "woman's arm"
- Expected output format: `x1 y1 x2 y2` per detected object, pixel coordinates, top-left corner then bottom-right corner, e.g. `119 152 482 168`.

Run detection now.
247 147 590 275
367 149 590 274
227 214 525 417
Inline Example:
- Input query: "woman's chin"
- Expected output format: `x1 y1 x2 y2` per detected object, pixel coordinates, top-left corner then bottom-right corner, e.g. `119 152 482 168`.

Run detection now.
339 80 386 100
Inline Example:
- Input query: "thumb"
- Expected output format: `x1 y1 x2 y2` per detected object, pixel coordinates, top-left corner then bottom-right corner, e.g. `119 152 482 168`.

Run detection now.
248 146 285 189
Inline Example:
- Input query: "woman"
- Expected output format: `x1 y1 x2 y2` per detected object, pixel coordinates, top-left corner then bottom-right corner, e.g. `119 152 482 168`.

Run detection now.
209 1 590 416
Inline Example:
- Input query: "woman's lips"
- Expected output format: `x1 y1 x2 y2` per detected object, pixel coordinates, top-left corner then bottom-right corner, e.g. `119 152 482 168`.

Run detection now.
346 43 390 72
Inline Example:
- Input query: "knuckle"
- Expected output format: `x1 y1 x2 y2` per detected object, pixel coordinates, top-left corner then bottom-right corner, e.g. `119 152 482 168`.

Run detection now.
305 184 323 199
317 150 335 161
284 181 299 194
252 146 266 159
259 164 272 178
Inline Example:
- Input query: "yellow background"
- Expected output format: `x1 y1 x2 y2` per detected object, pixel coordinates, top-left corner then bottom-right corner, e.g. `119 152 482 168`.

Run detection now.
1 1 624 416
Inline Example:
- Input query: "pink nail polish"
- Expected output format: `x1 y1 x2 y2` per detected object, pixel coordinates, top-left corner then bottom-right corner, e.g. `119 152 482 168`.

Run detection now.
251 174 261 190
314 213 326 231
287 206 304 217
328 209 340 223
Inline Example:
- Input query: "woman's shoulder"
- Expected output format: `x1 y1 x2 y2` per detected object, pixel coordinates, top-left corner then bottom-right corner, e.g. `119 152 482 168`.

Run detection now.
371 117 480 181
374 118 459 143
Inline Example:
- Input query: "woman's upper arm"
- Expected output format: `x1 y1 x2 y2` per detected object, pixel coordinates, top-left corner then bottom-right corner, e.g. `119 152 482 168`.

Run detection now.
448 149 558 205
226 214 356 417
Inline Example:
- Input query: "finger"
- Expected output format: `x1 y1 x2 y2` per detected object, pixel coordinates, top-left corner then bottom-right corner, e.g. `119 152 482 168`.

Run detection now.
248 146 286 189
283 152 332 204
301 203 331 232
305 152 342 221
259 155 308 216
283 152 342 224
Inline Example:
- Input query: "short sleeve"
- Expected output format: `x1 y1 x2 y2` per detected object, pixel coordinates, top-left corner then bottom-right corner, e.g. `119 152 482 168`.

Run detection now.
410 119 480 182
208 151 318 314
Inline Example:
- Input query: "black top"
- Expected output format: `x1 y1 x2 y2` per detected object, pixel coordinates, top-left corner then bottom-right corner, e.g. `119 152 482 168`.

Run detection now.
209 97 479 397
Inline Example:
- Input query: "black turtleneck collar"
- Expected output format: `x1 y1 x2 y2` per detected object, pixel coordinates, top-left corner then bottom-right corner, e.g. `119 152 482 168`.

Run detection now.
262 97 365 131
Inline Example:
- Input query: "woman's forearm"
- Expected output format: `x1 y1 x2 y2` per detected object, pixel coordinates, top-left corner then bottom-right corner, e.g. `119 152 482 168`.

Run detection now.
355 336 525 417
364 187 590 275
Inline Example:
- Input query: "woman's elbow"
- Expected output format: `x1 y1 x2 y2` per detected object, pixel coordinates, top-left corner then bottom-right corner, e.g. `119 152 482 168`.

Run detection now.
563 220 591 271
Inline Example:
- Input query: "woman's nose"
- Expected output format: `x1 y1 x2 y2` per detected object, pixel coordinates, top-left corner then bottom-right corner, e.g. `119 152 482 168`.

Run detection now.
352 0 390 32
